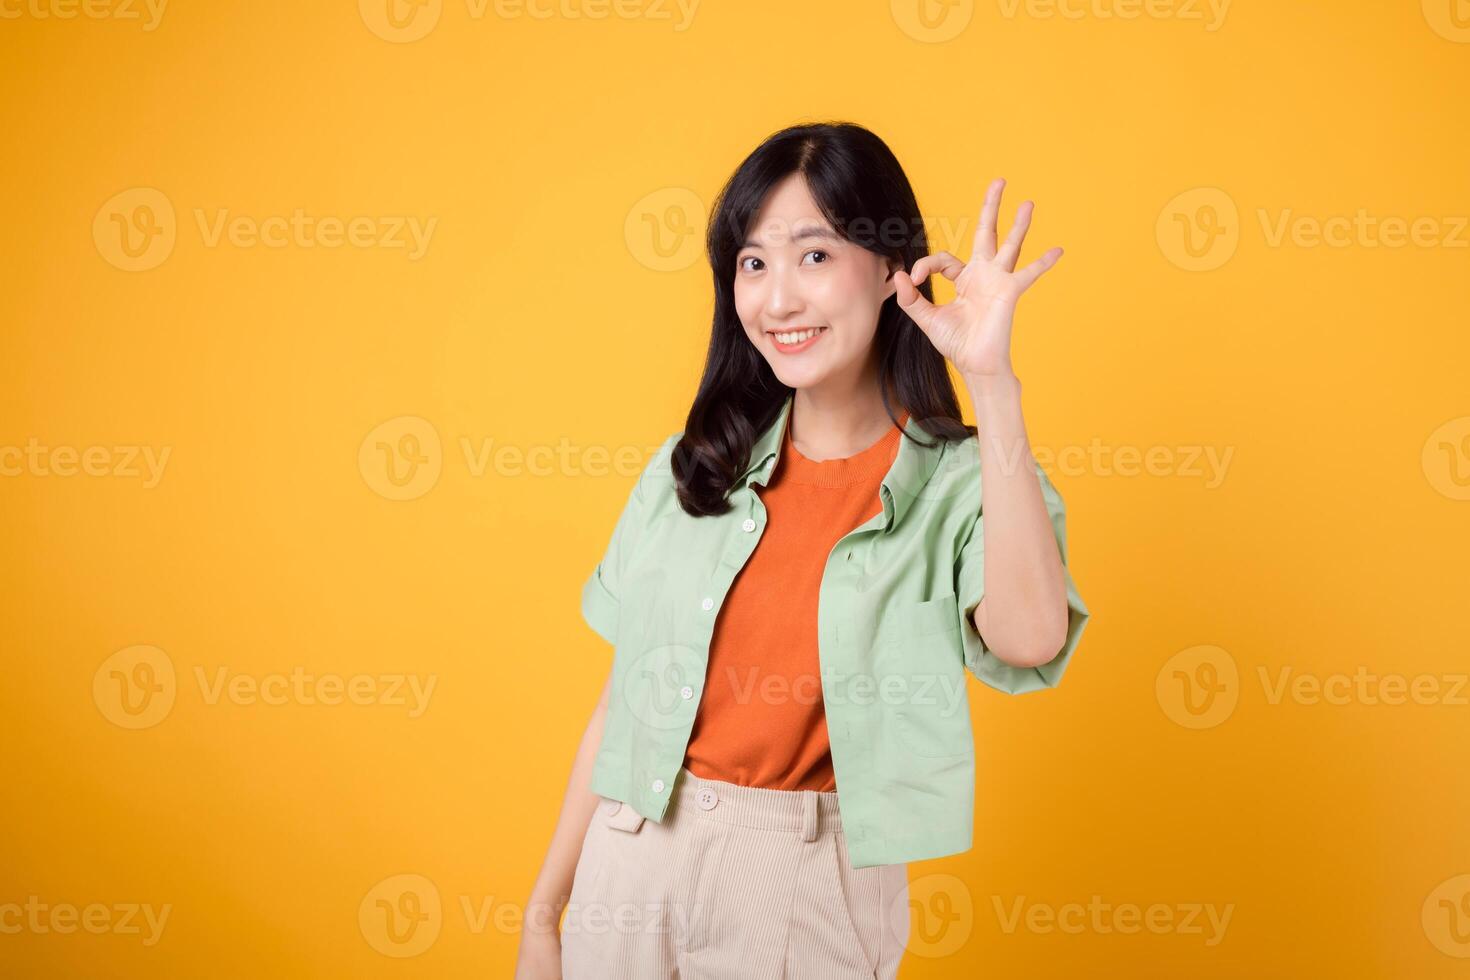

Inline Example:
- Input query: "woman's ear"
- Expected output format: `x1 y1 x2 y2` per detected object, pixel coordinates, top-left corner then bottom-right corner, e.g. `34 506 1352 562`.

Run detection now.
882 256 903 299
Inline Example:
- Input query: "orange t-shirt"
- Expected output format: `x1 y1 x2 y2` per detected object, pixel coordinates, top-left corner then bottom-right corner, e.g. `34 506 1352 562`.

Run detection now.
682 408 909 791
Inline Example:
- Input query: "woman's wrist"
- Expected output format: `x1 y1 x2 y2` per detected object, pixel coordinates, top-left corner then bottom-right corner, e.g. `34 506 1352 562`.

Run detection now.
962 370 1022 403
963 370 1032 473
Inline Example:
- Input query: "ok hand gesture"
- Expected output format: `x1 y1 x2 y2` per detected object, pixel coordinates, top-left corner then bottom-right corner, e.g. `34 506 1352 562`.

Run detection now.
895 178 1063 380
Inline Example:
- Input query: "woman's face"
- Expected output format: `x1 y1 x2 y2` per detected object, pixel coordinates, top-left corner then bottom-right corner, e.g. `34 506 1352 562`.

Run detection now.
733 173 899 392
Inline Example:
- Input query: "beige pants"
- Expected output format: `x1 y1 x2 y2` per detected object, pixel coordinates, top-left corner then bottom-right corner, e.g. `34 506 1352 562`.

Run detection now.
561 765 910 978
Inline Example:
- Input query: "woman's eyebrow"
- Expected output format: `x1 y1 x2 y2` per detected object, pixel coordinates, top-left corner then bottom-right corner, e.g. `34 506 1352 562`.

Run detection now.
741 226 840 249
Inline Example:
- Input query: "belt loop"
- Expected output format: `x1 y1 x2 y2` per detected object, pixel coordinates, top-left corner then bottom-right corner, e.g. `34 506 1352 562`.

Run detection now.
801 790 817 841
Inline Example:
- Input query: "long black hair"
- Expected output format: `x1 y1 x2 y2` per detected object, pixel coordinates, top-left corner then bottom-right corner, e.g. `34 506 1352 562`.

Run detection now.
672 120 975 516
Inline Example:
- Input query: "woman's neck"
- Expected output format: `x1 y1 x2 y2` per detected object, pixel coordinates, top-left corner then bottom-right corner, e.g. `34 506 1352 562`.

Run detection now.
787 387 907 463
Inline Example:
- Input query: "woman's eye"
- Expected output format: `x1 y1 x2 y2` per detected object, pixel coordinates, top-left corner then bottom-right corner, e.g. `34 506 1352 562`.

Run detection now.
803 250 829 265
739 256 763 272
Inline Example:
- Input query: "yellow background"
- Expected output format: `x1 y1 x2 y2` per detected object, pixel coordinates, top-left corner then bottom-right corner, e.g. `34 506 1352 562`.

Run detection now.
3 0 1468 976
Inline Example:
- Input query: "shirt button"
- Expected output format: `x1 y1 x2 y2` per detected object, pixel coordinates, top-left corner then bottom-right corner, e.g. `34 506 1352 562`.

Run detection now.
696 787 718 810
651 778 665 793
741 518 756 532
680 685 694 700
701 597 714 611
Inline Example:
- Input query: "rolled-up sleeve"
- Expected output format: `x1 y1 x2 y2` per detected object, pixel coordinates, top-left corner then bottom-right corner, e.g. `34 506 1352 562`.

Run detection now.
955 462 1090 694
581 435 676 646
580 476 645 647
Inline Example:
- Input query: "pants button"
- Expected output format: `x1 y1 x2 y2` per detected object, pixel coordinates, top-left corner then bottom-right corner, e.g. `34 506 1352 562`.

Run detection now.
696 787 718 810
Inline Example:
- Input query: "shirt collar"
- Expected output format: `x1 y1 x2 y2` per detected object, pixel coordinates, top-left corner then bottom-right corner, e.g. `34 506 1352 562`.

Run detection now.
737 392 946 530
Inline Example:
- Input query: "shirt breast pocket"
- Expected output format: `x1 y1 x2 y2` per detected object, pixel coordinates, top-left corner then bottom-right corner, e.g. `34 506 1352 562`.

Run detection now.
873 593 972 759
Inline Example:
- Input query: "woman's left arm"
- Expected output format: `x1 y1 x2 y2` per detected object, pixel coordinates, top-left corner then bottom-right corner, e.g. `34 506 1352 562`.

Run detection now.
895 176 1071 668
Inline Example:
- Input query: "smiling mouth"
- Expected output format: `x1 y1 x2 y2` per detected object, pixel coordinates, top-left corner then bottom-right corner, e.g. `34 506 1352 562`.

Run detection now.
768 326 828 346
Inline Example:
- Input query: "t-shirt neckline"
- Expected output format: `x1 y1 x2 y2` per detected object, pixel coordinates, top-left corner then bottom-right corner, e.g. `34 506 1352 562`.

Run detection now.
778 409 909 489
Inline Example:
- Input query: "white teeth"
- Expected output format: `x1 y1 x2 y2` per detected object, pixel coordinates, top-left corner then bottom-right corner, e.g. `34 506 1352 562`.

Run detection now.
773 327 825 344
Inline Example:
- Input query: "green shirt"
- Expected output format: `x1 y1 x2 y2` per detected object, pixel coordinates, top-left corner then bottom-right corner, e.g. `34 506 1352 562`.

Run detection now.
580 391 1090 868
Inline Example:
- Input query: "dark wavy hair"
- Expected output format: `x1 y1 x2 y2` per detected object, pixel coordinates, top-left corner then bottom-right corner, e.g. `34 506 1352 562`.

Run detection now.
672 120 976 517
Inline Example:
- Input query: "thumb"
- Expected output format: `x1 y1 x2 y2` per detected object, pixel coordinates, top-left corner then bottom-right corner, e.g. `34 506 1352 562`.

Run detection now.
893 270 939 333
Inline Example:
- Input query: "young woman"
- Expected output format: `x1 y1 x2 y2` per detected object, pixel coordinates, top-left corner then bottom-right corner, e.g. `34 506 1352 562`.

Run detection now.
516 121 1089 979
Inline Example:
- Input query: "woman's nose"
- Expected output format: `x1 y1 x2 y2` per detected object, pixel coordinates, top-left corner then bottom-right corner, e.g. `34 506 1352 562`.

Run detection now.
764 266 802 317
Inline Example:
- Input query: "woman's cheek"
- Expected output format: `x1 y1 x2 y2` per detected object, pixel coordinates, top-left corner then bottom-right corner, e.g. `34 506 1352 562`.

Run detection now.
733 293 759 335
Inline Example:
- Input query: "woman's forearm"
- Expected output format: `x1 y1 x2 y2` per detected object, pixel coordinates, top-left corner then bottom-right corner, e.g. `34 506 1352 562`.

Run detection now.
963 370 1069 667
522 672 612 936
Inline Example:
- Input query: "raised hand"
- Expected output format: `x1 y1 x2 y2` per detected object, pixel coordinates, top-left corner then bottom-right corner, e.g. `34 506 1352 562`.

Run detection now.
894 177 1063 379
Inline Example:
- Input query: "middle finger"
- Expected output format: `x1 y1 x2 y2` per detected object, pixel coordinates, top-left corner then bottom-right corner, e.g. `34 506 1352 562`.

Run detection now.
971 177 1005 262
